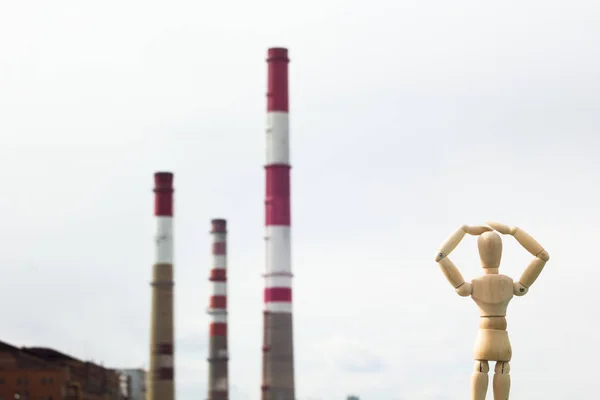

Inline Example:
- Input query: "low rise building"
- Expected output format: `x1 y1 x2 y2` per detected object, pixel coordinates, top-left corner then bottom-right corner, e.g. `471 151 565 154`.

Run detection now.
117 369 146 400
0 340 123 400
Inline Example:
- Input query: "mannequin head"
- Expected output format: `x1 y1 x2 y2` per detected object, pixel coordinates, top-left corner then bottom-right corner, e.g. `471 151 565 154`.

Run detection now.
477 231 502 272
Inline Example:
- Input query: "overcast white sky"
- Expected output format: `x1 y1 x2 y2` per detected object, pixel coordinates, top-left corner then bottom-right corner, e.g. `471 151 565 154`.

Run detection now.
1 0 599 399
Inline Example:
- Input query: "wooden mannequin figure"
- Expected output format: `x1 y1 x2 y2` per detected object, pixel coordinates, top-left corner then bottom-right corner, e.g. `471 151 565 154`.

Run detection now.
434 222 549 400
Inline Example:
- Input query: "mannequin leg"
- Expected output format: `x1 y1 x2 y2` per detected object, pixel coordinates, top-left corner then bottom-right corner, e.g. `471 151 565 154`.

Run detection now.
471 360 489 400
493 361 510 399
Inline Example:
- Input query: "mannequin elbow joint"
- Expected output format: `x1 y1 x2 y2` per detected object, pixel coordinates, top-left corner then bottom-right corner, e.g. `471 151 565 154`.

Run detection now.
537 250 550 262
455 282 472 297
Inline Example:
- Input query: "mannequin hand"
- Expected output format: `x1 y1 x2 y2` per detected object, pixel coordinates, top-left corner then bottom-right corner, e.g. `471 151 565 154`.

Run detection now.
486 221 518 235
463 225 493 235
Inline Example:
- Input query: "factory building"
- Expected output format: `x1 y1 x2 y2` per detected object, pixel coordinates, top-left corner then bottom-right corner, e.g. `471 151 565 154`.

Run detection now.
117 369 146 400
0 340 125 400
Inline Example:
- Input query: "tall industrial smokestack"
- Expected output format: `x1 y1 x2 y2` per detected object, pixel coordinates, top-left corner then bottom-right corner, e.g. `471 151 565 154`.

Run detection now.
261 47 295 400
208 218 229 400
149 172 175 400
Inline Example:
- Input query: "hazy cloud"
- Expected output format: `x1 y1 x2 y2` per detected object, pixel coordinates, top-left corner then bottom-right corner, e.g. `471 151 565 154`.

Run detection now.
1 0 599 399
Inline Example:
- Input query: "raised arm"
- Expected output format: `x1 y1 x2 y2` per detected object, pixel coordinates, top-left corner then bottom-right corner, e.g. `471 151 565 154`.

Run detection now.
486 222 550 296
435 225 492 297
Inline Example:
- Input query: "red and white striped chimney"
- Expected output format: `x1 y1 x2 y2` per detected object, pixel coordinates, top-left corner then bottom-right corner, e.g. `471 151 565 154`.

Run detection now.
261 47 295 400
208 218 229 400
149 171 175 400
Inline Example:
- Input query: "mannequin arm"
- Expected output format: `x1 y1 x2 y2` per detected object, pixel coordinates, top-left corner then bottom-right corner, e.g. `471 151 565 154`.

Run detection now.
487 222 550 295
438 257 472 297
518 250 549 289
434 225 490 297
435 225 492 262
